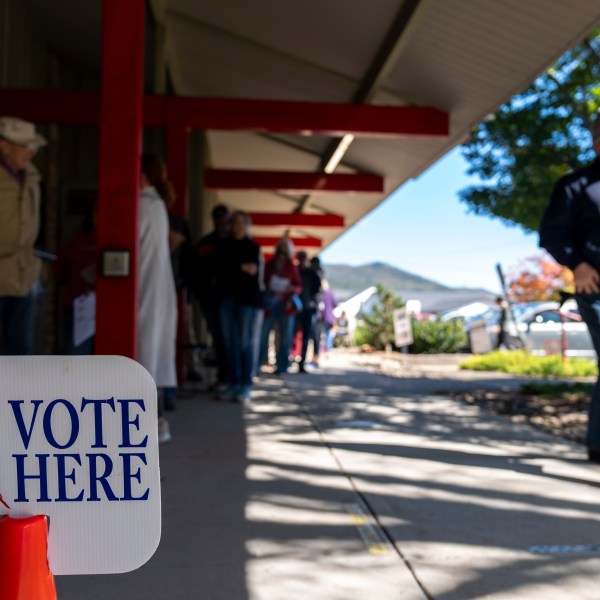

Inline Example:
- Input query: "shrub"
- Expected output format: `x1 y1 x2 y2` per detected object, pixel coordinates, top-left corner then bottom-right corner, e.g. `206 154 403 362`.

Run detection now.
353 284 405 350
460 350 597 378
519 381 593 399
410 318 468 354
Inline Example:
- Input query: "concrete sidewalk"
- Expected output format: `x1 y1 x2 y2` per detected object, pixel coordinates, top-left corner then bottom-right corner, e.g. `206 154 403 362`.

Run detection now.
57 354 600 599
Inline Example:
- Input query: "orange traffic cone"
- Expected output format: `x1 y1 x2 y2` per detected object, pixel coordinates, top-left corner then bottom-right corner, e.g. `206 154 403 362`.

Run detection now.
0 515 57 600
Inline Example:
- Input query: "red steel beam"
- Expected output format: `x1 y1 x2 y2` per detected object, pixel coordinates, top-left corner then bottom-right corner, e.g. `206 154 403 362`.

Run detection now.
173 97 448 137
0 90 448 137
204 169 384 193
254 236 323 248
0 89 100 124
95 0 145 358
249 213 344 227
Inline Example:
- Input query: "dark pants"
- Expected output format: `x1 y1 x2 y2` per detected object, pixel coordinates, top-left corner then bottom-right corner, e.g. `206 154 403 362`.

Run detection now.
200 298 227 382
260 300 294 373
219 296 257 386
575 293 600 449
61 308 95 355
313 321 333 358
0 294 35 355
297 308 316 367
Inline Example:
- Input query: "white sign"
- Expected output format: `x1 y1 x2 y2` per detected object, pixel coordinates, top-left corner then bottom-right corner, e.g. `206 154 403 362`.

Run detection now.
469 319 493 354
393 308 414 348
0 356 161 575
73 292 96 347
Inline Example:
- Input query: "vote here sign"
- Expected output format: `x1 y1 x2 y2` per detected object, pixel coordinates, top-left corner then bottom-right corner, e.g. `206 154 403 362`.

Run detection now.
0 356 161 575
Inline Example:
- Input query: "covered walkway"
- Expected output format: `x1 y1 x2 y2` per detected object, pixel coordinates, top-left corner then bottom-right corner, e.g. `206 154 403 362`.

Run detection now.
57 356 600 599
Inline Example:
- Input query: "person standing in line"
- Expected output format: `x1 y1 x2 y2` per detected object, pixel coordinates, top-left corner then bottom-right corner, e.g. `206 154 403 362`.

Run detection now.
138 154 178 444
312 278 338 366
259 239 302 374
539 110 600 464
216 211 262 403
163 209 197 411
192 204 231 391
0 117 46 355
296 250 322 373
55 207 97 355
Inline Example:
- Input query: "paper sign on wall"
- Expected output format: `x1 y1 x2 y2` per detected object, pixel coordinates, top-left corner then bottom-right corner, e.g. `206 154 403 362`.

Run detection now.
73 292 96 347
0 356 161 575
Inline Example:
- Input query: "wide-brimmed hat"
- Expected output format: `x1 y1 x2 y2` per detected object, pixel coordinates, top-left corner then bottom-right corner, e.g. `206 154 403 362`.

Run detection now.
0 116 47 148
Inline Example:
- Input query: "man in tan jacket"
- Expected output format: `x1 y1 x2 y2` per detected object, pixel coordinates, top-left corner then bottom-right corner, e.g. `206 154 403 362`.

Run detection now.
0 117 46 354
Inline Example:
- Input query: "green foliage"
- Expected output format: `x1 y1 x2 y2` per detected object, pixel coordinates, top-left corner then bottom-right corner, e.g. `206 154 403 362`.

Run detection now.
354 286 467 354
460 350 597 378
460 30 600 231
354 284 405 350
410 318 468 354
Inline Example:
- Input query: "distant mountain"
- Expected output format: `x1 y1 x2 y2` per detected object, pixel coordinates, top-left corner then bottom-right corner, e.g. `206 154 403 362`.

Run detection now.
323 262 450 299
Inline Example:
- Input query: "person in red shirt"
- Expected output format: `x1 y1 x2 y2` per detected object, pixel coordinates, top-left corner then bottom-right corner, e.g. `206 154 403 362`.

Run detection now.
259 238 302 374
55 209 96 354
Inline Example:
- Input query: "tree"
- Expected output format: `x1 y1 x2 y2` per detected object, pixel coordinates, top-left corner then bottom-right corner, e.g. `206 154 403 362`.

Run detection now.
507 253 574 302
460 30 600 232
354 284 405 349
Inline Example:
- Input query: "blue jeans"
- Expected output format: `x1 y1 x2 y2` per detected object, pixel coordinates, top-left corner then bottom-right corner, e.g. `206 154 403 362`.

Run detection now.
219 296 257 386
297 308 316 367
575 293 600 449
0 294 35 355
260 299 294 373
200 298 228 382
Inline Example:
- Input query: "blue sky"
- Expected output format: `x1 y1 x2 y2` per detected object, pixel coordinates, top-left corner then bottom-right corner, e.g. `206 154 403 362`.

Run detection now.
321 147 540 292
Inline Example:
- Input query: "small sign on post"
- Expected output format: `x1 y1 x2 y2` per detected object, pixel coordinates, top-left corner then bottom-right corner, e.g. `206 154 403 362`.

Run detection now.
393 307 414 348
469 319 493 354
0 356 161 576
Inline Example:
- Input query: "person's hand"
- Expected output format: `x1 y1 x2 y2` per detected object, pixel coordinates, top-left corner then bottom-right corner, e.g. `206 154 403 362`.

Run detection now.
574 262 600 294
240 263 258 276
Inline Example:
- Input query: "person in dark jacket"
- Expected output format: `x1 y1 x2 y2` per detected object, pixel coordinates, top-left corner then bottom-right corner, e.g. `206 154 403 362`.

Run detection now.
296 251 322 373
216 211 262 403
539 111 600 463
192 204 231 389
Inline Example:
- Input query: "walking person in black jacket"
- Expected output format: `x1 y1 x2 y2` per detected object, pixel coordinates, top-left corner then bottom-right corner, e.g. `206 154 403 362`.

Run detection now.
539 112 600 463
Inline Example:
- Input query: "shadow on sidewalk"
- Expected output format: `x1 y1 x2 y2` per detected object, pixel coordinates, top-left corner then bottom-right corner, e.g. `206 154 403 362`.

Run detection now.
56 391 251 600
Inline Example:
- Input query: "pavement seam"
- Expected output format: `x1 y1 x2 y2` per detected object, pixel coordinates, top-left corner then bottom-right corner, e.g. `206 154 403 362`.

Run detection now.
282 377 434 600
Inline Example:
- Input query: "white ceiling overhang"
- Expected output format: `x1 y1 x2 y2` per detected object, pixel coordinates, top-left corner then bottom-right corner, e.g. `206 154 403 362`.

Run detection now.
22 0 600 250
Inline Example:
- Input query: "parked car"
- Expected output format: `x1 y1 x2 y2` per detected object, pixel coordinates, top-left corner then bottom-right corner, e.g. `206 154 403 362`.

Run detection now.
466 301 596 358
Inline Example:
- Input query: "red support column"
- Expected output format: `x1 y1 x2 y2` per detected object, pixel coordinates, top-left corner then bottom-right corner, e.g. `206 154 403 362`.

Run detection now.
95 0 145 357
166 106 189 216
